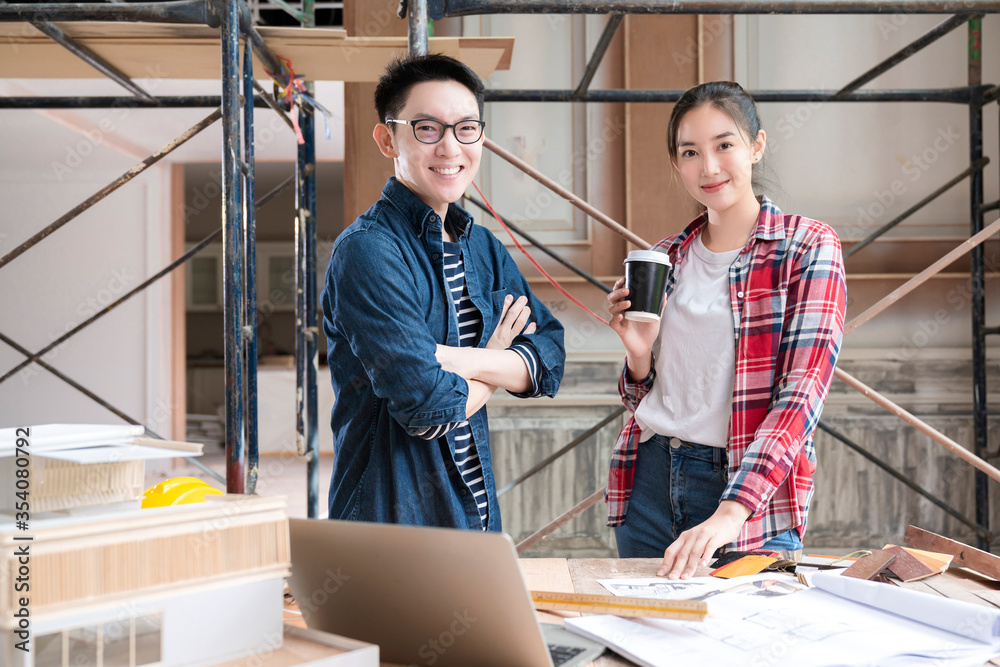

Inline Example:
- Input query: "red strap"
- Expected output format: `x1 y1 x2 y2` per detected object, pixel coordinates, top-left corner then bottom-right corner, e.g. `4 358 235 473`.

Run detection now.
471 181 609 326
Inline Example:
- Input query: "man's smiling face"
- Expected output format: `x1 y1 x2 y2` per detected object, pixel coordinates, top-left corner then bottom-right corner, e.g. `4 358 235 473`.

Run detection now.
378 79 484 220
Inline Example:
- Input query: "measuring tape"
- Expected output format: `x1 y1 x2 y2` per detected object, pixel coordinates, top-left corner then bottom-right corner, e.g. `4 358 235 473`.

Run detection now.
531 591 708 622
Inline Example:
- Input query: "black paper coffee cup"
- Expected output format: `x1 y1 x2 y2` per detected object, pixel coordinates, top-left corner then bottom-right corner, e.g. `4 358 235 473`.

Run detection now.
624 250 672 323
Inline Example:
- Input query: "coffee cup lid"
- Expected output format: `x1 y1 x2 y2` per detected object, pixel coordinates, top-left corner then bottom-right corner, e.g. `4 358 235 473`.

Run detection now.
624 249 672 267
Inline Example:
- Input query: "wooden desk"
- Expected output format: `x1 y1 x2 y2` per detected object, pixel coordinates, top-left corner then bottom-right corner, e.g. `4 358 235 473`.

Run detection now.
281 557 999 667
520 558 1000 667
521 558 685 666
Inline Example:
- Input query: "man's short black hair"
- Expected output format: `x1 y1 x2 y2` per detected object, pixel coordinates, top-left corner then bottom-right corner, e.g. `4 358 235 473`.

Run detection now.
374 53 485 126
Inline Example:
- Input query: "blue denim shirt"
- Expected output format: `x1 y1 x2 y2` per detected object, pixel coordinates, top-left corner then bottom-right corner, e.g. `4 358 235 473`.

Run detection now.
321 178 566 531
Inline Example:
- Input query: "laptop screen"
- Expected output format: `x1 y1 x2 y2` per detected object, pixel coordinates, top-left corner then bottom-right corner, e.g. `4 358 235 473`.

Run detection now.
287 518 556 667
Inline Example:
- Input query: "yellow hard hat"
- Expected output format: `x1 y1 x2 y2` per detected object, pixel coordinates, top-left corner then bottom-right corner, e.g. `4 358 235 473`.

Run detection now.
141 476 223 508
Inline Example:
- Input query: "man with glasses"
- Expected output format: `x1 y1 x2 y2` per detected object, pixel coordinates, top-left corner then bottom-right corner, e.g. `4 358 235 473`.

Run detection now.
321 54 566 531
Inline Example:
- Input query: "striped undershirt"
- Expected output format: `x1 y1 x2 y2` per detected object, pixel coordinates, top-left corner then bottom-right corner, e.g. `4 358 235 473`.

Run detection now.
412 240 542 530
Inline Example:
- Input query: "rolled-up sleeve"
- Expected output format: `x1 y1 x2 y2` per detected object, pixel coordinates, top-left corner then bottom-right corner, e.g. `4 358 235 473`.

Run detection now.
496 245 566 398
721 230 846 516
619 359 654 414
507 341 543 398
325 230 469 435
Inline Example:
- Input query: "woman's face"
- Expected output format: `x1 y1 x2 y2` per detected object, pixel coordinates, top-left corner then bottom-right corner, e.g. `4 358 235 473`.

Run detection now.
671 104 764 217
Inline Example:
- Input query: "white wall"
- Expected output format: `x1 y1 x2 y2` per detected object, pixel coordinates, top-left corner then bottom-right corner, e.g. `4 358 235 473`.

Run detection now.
0 108 174 435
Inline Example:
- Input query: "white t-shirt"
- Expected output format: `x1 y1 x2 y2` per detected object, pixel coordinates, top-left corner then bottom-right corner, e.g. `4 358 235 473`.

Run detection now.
633 233 741 447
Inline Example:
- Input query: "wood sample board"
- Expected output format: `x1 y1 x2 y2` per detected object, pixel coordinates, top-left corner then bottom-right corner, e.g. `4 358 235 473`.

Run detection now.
906 525 1000 581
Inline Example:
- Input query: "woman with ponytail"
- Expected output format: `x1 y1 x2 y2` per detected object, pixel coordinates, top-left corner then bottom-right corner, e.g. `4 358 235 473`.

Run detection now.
605 81 847 579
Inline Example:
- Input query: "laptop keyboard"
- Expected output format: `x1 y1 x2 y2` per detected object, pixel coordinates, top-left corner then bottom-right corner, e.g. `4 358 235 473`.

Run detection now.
548 643 587 666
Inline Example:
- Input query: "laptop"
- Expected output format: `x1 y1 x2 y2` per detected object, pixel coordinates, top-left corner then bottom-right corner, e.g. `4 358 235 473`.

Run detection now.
287 518 607 667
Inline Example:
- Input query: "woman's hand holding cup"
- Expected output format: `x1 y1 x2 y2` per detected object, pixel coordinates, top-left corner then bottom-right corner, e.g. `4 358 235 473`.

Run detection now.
608 278 660 381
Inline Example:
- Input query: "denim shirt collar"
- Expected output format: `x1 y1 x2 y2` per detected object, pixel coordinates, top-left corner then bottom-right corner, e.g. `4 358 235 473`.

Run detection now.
381 177 475 240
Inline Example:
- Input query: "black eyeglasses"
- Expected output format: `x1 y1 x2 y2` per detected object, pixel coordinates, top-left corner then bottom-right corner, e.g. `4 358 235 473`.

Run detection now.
386 118 486 145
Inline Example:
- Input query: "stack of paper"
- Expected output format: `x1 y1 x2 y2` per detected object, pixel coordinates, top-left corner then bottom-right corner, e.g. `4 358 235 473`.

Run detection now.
570 573 1000 666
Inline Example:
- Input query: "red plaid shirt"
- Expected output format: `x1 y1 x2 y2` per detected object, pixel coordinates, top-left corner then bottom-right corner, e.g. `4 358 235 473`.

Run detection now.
606 197 846 550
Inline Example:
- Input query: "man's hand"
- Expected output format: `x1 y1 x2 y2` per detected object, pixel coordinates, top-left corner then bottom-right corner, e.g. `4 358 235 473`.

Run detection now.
487 295 536 350
657 501 751 579
434 293 534 378
434 294 537 396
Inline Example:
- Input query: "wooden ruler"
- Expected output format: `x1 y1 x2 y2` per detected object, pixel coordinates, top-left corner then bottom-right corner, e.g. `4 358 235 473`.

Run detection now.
531 591 708 622
905 524 1000 580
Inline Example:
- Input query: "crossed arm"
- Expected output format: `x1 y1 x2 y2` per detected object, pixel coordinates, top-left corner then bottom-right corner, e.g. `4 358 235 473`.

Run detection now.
435 295 537 418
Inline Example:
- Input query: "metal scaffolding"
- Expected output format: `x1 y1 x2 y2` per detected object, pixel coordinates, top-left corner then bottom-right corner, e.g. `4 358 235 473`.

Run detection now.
0 0 996 550
0 0 320 499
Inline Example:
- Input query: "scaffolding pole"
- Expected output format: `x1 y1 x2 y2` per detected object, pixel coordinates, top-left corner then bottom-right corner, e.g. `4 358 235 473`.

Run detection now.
243 38 260 495
0 0 211 24
0 96 273 109
293 0 321 519
0 175 292 383
221 0 245 494
817 422 992 540
968 17 990 550
427 0 999 18
296 106 320 517
0 0 294 81
27 19 155 102
484 87 984 104
0 108 221 270
844 158 990 258
0 89 987 108
408 0 429 55
835 14 980 98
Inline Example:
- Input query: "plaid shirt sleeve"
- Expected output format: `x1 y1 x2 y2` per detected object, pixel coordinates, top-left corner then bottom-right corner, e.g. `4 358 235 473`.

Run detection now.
605 359 655 525
722 222 847 540
620 358 655 410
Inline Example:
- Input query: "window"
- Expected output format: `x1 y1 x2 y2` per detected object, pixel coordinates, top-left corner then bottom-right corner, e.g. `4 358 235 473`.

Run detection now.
31 614 163 667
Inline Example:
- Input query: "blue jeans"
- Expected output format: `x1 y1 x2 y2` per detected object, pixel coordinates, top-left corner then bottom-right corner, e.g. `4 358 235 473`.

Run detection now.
762 527 804 552
614 434 802 557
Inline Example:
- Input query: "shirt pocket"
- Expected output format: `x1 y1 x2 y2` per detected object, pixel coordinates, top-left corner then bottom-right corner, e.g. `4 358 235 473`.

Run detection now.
739 287 787 363
476 288 510 348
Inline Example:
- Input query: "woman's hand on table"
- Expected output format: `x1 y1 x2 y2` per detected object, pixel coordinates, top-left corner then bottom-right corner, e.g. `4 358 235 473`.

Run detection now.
657 501 751 579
